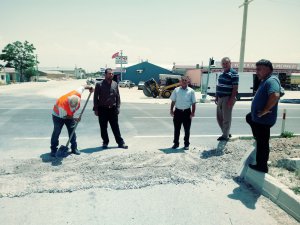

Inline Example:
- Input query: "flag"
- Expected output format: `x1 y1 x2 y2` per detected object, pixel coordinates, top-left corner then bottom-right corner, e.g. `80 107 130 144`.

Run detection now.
112 52 119 59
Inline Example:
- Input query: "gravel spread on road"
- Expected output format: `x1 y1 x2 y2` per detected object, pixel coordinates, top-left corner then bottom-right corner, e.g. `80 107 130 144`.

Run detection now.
0 140 252 198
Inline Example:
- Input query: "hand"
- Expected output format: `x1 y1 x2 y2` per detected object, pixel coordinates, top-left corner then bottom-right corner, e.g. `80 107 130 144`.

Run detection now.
257 110 271 118
94 110 99 116
227 98 235 108
74 117 81 122
190 112 195 119
88 87 94 93
214 97 218 105
170 110 174 117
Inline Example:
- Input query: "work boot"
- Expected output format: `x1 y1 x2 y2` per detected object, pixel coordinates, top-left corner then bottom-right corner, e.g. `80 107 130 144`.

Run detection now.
71 149 81 155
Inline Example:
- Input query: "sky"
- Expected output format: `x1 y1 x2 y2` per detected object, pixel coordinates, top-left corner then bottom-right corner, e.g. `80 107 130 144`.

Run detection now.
0 0 300 72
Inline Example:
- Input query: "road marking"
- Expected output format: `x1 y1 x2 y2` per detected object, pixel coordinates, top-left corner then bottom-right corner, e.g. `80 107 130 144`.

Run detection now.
133 116 300 119
14 137 68 140
134 134 252 138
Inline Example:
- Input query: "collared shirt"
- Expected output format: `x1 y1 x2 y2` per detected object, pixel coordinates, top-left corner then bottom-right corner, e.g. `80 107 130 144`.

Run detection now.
216 68 239 97
170 86 196 110
251 75 280 126
93 79 120 110
52 86 84 118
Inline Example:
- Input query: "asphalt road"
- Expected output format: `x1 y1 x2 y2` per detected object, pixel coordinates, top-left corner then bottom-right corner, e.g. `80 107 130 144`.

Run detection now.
0 93 299 158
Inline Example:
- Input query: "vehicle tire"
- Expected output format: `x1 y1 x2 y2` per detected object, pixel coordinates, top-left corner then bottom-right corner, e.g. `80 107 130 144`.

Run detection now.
143 87 152 97
162 90 171 98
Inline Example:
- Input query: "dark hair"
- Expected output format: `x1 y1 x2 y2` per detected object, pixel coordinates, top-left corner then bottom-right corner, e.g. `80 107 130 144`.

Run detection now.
256 59 273 71
105 68 112 74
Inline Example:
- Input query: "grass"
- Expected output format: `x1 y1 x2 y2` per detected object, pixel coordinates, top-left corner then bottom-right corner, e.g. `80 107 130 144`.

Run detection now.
280 131 295 138
291 187 300 195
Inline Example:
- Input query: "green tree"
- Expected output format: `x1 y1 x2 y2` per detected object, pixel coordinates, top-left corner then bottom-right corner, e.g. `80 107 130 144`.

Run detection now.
0 41 38 82
25 67 38 81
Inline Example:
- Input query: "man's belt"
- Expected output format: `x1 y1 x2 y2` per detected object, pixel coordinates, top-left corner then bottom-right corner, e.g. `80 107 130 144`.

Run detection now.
175 108 191 112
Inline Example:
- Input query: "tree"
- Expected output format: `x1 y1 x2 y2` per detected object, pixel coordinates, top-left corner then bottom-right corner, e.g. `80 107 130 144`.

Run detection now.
25 67 38 81
0 41 38 82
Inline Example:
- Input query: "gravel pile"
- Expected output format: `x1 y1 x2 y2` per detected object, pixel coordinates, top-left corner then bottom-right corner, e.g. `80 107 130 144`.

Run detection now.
0 140 253 198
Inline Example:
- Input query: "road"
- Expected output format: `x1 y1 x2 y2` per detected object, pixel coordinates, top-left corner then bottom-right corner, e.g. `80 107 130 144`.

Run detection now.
0 93 299 158
0 82 299 225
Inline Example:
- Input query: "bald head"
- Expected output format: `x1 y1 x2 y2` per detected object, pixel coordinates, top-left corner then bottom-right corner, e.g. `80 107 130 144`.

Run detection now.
69 95 80 108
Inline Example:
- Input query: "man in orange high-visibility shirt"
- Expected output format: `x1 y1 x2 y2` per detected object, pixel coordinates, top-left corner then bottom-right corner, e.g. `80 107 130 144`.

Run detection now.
50 85 93 157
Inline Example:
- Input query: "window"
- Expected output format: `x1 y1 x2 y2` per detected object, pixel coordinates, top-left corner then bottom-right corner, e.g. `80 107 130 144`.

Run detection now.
1 75 4 80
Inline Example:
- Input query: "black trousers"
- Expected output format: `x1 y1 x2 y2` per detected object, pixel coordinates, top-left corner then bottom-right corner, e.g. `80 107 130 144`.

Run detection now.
98 107 124 145
246 113 272 169
173 108 192 146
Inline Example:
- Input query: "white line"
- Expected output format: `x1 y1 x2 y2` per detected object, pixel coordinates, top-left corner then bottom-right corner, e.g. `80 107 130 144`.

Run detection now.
14 137 68 140
133 116 300 119
134 134 252 138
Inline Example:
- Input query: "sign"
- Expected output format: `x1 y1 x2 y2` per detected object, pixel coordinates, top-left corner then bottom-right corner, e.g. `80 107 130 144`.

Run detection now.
115 56 128 64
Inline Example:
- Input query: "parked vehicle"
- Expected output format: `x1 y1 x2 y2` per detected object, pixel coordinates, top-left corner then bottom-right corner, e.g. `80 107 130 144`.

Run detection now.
119 80 135 87
138 81 145 90
95 76 105 82
202 72 256 100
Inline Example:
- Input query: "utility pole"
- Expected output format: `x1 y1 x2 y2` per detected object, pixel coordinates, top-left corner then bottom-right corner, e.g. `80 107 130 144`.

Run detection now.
238 0 253 72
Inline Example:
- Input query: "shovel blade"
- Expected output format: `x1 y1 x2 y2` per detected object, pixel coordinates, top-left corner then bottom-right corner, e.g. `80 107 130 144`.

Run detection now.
56 145 69 158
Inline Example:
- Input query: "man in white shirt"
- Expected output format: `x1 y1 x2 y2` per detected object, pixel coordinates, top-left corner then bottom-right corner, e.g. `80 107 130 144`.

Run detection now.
170 76 196 150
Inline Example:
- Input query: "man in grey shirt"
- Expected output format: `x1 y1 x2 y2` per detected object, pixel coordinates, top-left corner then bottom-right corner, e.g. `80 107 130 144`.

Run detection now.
93 68 128 149
170 76 196 150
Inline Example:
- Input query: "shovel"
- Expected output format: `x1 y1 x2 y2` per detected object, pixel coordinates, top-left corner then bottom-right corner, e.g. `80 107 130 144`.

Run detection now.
56 91 92 158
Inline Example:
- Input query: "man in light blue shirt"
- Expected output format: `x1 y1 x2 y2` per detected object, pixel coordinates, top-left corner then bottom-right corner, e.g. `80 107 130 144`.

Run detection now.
170 76 196 150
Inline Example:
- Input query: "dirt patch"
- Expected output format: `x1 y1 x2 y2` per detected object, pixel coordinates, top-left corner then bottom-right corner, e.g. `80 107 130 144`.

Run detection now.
268 136 300 194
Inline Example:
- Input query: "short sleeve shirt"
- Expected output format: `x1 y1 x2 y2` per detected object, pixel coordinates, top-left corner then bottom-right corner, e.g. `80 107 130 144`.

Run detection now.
170 86 196 110
216 68 239 97
251 75 280 126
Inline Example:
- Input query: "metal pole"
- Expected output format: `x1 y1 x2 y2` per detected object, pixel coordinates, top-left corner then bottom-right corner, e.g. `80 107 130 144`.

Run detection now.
281 109 287 134
120 50 123 81
239 0 253 73
36 54 39 82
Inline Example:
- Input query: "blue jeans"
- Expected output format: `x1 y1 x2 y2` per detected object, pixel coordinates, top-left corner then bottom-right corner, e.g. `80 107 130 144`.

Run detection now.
50 115 77 152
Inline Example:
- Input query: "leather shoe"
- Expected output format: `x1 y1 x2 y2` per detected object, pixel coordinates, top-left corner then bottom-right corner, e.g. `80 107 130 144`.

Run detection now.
249 164 268 173
217 136 229 141
184 146 189 150
102 144 108 149
118 144 128 149
71 149 81 155
172 144 179 149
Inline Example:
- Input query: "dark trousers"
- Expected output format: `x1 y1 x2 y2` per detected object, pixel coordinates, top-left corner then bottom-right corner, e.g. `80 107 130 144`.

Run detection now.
98 107 124 145
246 113 272 169
50 115 77 152
173 108 192 146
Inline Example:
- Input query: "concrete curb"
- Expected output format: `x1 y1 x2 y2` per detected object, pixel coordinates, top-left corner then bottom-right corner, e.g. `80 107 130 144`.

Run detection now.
238 146 300 222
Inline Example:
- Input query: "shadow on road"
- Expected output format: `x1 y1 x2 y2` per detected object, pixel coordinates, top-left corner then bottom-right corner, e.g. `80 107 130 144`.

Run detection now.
159 148 186 154
227 177 261 210
40 153 64 166
200 141 227 158
80 146 119 154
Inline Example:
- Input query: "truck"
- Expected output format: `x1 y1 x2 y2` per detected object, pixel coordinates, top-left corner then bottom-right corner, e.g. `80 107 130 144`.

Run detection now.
202 72 257 100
